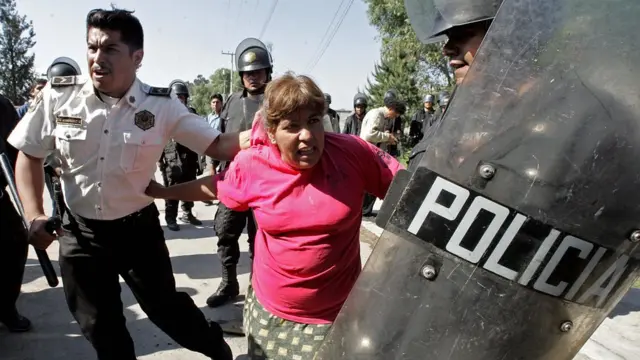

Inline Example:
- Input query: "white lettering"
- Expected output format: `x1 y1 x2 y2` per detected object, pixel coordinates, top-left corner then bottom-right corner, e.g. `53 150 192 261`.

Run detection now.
408 177 469 235
484 214 527 280
577 255 629 307
534 236 593 296
518 229 560 286
565 247 607 301
446 197 509 263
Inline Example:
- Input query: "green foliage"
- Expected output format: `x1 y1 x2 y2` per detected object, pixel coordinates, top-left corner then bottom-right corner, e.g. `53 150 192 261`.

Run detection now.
0 0 36 104
363 0 454 98
364 49 420 113
186 68 242 115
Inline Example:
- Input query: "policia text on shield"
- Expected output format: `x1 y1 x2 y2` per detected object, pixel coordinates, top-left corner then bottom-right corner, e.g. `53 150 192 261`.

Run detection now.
315 0 640 359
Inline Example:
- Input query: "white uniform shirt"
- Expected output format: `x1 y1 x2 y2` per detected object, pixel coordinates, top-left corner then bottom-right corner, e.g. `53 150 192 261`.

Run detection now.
8 76 220 220
359 106 392 144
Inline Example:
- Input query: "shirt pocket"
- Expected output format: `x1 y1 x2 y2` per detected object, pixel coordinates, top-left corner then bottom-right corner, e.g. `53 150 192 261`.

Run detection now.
120 131 164 173
54 127 88 169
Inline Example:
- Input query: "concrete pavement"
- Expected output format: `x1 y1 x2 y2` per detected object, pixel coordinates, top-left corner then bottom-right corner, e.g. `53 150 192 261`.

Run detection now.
0 177 637 359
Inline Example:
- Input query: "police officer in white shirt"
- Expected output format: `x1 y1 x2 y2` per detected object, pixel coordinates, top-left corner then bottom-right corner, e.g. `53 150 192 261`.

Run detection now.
8 8 242 360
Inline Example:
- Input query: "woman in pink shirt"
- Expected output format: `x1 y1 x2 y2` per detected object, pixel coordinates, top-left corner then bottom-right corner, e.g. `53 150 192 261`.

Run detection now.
146 73 402 359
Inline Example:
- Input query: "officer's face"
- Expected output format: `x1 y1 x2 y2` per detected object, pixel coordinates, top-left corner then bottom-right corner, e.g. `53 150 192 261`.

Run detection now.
87 27 143 96
177 95 187 105
211 98 222 114
269 108 325 170
443 23 488 85
425 101 433 110
242 69 268 91
355 105 365 116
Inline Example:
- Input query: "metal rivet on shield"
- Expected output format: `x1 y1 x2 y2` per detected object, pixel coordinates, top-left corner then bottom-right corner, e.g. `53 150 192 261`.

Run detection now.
129 96 135 103
478 164 496 179
559 321 573 332
421 265 437 280
629 230 640 243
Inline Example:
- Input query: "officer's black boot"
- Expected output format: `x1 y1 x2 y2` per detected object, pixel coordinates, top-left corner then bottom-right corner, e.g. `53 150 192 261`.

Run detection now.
180 212 203 226
166 219 180 231
206 266 239 308
0 310 32 333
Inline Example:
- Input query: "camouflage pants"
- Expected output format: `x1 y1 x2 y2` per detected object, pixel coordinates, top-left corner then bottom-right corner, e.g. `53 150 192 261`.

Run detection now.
244 287 331 360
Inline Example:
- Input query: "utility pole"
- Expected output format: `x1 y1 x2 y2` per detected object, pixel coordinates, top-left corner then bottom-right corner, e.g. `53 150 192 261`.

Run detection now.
221 51 235 97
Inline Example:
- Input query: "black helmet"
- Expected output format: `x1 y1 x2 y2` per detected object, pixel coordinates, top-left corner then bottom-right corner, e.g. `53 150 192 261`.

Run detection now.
324 93 332 105
424 94 435 103
439 91 451 107
46 57 81 79
235 37 273 73
384 89 398 101
404 0 503 44
353 93 368 107
169 80 189 97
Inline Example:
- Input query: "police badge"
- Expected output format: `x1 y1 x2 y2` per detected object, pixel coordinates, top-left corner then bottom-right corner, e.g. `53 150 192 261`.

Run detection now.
134 110 155 131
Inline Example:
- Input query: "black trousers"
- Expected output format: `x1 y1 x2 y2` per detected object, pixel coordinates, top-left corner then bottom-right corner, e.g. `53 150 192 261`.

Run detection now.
160 167 195 222
213 203 256 268
59 203 228 360
0 194 28 318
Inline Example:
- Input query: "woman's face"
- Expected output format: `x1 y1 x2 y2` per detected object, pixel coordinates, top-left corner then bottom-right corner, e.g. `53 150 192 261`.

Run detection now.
269 108 325 170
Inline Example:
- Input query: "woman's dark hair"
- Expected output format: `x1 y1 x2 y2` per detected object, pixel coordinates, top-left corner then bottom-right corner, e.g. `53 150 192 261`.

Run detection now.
210 93 223 102
86 7 144 52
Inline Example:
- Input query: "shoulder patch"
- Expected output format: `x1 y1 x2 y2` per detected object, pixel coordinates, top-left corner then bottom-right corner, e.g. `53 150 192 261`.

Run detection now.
50 76 81 87
148 87 171 97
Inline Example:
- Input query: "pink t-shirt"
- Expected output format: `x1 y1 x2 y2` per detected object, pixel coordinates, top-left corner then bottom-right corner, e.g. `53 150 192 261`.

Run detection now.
214 117 403 324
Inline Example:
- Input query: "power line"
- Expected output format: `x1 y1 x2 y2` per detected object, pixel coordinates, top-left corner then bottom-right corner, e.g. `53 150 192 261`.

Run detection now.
221 51 235 95
259 0 279 39
305 0 354 73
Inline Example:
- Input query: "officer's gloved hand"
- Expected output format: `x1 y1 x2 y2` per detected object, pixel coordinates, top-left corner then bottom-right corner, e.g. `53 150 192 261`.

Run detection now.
28 214 59 250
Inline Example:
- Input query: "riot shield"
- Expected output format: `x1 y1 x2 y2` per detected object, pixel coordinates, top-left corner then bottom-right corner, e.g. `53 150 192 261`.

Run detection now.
315 0 640 359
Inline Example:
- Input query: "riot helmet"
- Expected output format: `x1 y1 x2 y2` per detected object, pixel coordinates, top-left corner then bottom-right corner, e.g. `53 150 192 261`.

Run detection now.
424 94 435 103
384 89 398 101
46 57 81 79
438 91 450 107
324 93 332 105
235 38 273 75
353 93 368 108
404 0 504 44
169 80 190 97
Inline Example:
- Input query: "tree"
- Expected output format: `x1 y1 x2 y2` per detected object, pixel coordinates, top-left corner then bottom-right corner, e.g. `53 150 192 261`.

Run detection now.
364 48 421 113
364 0 454 94
0 0 36 104
186 68 242 115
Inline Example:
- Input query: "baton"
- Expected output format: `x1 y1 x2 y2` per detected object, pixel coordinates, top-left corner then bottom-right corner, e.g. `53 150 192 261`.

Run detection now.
0 153 59 287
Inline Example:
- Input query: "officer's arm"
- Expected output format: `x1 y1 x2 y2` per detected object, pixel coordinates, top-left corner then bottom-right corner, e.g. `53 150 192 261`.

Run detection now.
168 100 250 161
7 88 55 221
342 117 351 134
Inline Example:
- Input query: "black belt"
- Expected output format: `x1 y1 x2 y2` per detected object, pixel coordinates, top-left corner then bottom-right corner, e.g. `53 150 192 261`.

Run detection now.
69 202 158 229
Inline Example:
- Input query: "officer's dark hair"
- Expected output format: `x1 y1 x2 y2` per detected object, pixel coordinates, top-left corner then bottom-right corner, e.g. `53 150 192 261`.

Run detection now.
86 7 144 52
384 97 407 115
210 93 223 102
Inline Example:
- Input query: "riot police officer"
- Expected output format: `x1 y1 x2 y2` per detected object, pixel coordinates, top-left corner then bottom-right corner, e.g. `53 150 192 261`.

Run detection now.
324 93 340 132
342 93 368 135
46 57 82 78
43 57 81 220
159 80 203 231
437 91 450 118
207 38 273 314
409 94 436 147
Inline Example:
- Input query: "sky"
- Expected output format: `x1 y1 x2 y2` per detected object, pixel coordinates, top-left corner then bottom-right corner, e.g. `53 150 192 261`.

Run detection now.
15 0 382 110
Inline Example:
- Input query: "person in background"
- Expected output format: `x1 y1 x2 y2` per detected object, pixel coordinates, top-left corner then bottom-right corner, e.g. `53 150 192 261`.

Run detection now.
324 92 340 132
438 91 451 119
0 93 31 333
342 93 367 136
16 79 47 119
359 90 406 217
204 93 225 175
145 73 403 360
409 94 437 147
